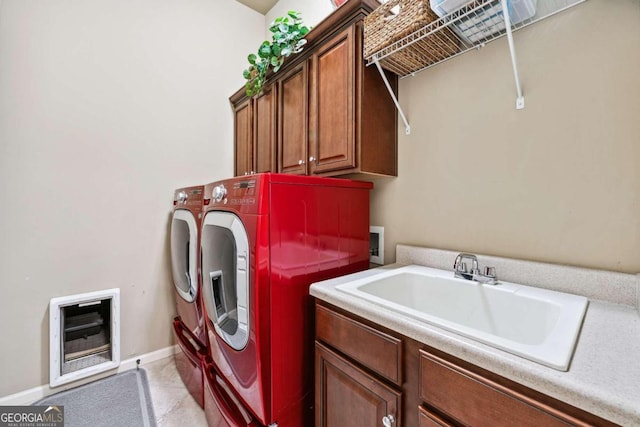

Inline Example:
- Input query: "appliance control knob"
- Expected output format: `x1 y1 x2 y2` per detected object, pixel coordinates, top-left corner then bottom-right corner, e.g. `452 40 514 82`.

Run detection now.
176 191 188 203
212 185 227 202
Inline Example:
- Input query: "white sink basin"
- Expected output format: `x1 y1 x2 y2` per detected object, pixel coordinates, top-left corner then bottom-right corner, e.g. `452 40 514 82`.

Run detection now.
336 265 588 371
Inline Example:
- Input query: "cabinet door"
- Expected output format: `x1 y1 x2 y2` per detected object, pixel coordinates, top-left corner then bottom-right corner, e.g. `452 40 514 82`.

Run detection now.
316 342 401 427
277 62 308 175
253 86 276 173
309 25 355 175
233 97 252 177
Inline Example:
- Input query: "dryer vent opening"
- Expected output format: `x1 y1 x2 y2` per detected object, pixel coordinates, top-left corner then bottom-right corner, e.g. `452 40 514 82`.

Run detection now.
50 289 120 387
62 300 111 374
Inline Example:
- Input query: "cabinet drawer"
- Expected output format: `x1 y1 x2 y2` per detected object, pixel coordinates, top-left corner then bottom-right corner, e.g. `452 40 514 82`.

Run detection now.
419 350 578 427
316 305 402 385
418 406 455 427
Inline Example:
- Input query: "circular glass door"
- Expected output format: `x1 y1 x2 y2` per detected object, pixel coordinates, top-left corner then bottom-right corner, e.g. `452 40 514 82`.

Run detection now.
170 209 198 302
201 211 250 351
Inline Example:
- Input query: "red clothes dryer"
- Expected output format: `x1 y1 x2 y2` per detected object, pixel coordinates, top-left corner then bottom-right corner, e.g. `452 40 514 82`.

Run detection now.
200 173 372 426
170 185 208 407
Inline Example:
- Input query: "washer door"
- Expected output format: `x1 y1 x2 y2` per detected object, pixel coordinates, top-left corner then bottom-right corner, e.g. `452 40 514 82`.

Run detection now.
201 211 249 351
171 209 198 302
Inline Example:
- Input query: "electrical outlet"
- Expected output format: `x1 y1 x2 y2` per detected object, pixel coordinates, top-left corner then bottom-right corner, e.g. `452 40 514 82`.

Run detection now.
369 226 384 265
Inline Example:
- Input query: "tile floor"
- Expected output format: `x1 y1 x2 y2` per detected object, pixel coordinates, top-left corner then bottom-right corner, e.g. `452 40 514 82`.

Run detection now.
144 356 207 426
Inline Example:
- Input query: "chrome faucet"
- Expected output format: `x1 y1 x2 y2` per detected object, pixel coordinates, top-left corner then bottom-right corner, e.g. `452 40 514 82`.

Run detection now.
453 253 498 285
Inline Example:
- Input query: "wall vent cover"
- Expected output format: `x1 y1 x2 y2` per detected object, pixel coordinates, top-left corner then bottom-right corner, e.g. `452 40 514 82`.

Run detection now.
49 289 120 387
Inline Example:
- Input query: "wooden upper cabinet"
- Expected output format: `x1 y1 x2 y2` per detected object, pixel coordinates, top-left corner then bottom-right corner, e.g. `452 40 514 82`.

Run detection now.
231 86 276 177
309 26 355 175
253 86 277 174
231 0 398 178
278 62 308 175
233 97 252 177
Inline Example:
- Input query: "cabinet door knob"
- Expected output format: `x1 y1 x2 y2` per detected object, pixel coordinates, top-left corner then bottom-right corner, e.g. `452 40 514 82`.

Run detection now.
309 156 316 162
382 414 395 427
298 159 305 165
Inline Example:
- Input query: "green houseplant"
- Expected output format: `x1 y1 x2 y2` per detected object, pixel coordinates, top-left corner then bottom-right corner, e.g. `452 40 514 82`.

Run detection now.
243 11 310 97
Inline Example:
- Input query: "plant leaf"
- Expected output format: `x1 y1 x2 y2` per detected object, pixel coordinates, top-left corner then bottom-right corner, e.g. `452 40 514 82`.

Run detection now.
259 43 271 58
244 11 309 96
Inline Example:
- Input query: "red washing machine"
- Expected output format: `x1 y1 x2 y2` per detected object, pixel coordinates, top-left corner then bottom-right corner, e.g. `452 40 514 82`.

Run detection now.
199 173 372 426
170 185 209 408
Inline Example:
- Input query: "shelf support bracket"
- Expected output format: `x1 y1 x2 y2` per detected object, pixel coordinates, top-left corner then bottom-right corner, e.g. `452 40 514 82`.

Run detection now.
372 56 411 135
501 0 525 109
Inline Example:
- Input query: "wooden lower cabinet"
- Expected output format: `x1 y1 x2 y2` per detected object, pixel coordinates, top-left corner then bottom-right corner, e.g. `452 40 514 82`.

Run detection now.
315 302 617 427
315 342 401 427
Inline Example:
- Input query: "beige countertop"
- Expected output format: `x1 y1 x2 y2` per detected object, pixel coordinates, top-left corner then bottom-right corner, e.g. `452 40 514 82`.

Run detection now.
310 247 640 426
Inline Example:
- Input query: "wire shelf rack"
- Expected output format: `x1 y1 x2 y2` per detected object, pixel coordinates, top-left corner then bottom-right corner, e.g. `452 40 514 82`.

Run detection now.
366 0 586 77
365 0 587 133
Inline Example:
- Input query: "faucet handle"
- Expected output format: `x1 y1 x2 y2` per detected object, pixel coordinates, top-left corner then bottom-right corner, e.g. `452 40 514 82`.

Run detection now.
484 266 496 278
456 262 467 274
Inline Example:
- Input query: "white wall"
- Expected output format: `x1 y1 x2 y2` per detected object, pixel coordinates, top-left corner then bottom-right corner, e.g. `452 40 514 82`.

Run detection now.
264 0 640 274
0 0 264 396
370 0 640 273
264 0 334 39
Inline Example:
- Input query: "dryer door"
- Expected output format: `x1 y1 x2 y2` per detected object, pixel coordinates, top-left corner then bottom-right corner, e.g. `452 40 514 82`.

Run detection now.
201 211 249 351
171 209 198 302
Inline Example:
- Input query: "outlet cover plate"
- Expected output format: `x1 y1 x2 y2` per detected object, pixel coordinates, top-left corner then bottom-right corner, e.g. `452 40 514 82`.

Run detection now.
370 226 384 265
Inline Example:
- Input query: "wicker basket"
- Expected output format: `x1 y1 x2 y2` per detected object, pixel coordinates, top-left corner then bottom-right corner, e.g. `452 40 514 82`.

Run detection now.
364 0 460 75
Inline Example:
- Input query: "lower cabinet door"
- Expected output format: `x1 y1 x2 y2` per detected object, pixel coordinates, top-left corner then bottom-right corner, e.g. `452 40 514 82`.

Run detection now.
315 342 401 427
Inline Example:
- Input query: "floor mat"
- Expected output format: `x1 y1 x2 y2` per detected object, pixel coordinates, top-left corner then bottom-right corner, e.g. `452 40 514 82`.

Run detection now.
34 369 156 427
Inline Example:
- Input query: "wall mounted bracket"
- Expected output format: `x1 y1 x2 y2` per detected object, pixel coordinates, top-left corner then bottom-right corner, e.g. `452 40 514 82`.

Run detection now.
365 0 588 122
372 55 411 135
501 0 525 109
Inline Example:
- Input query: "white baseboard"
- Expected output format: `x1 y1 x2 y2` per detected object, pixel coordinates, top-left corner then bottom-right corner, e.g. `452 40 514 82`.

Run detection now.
0 345 179 406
